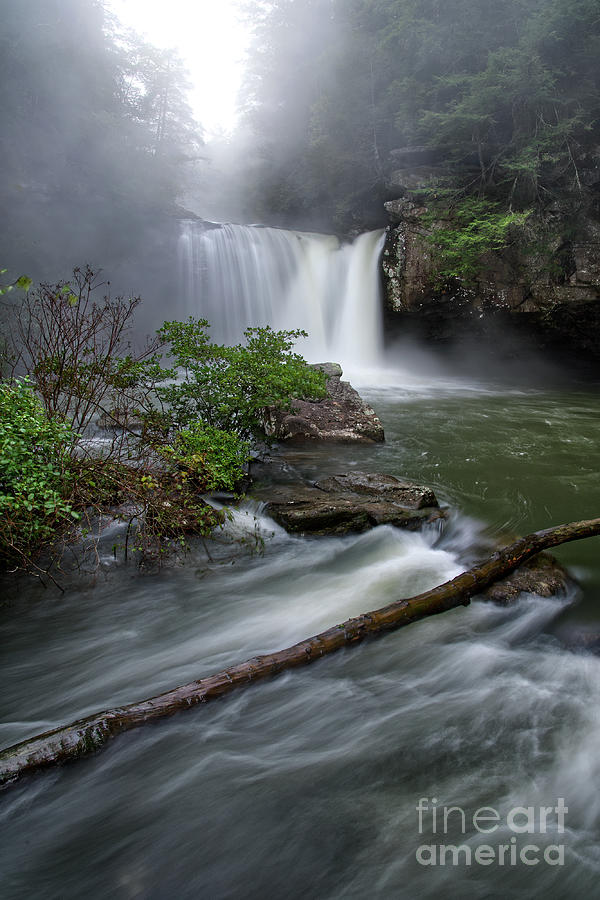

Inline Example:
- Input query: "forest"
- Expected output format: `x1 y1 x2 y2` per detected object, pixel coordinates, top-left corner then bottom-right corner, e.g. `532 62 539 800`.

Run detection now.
240 0 600 230
2 2 600 898
2 0 598 277
1 0 200 281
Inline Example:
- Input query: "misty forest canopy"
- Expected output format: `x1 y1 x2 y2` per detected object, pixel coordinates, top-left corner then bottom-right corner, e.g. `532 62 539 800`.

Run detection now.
1 0 599 270
0 0 202 277
241 0 600 230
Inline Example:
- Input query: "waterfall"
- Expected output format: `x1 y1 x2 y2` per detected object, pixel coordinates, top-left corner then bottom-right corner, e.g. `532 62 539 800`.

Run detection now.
177 222 385 369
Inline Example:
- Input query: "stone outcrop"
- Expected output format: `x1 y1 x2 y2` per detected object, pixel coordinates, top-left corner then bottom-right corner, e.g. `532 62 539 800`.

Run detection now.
263 363 384 443
380 155 600 362
251 471 443 535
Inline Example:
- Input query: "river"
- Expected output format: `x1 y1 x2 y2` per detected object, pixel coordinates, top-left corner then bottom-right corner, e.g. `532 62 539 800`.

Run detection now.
2 362 599 899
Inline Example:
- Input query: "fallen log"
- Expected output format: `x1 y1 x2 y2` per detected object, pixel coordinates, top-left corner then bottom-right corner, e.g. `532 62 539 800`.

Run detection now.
2 517 599 788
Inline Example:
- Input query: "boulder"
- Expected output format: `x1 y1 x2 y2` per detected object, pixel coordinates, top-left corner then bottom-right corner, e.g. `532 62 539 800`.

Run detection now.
557 629 600 655
251 471 443 535
248 464 572 602
480 552 570 604
263 363 385 443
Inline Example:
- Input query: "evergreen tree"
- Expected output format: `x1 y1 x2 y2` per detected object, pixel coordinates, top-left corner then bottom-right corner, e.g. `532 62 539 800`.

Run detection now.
0 0 203 278
239 0 600 227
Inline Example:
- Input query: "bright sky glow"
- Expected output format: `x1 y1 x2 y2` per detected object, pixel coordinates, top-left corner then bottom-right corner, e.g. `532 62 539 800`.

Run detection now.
106 0 251 137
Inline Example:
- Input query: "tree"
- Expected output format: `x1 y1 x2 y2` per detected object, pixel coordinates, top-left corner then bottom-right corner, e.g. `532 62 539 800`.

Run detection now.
0 0 203 278
237 0 600 226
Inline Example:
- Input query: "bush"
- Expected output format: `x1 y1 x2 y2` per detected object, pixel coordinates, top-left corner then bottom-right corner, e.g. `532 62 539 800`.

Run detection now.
155 320 327 441
423 197 531 284
165 423 250 492
2 272 326 572
8 265 165 436
0 378 78 564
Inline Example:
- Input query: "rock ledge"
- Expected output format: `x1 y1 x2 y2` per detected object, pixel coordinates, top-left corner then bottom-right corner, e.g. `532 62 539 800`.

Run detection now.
251 471 443 535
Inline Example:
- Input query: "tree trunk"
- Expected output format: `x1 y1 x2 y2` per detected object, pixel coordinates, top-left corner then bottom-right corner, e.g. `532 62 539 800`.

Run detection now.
2 517 599 788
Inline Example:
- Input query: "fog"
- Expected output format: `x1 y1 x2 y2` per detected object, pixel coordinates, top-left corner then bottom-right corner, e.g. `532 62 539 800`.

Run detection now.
0 0 375 335
0 1 386 282
1 1 198 310
2 0 597 369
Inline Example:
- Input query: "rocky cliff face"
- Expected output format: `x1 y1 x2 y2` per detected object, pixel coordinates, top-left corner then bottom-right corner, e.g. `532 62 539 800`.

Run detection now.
381 153 600 362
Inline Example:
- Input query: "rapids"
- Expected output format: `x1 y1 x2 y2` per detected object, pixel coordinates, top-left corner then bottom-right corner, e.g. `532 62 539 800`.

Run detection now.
1 227 599 898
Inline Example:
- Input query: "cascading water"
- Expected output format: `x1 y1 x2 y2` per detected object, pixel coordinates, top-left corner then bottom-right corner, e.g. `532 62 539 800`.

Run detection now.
178 221 385 369
4 222 600 898
3 364 600 896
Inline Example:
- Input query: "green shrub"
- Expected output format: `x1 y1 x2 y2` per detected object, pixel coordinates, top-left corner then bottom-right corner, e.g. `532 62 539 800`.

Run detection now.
0 378 78 563
164 423 250 492
423 197 531 284
2 274 326 571
155 320 327 442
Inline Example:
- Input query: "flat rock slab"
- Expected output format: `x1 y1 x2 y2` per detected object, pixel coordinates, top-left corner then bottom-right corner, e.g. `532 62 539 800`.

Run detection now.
248 465 572 603
264 363 385 443
251 471 443 535
316 473 438 509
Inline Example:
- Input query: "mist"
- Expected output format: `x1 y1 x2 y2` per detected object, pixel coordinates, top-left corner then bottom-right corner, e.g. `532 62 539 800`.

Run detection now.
1 0 204 323
2 0 599 370
3 6 600 898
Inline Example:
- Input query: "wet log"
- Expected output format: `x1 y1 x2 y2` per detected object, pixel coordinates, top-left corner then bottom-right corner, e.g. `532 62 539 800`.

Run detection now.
2 517 599 788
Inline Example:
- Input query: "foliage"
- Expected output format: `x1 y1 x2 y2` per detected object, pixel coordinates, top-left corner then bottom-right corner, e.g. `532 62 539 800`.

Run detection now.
240 0 386 229
0 378 79 566
112 34 201 163
9 265 165 436
422 198 531 283
155 320 327 441
1 270 324 573
68 457 225 567
0 270 32 296
239 0 600 226
164 423 250 493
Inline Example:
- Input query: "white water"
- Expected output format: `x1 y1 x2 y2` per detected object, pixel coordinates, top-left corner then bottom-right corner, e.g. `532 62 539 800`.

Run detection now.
2 502 600 897
4 228 600 897
178 222 385 369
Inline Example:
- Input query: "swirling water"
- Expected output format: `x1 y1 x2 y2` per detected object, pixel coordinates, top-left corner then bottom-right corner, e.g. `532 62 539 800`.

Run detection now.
2 367 600 899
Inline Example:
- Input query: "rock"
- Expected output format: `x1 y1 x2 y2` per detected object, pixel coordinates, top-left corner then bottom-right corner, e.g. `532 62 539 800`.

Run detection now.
381 198 600 363
383 198 428 224
172 206 221 227
264 364 384 443
251 471 443 535
558 630 600 655
315 472 437 509
248 463 572 603
479 551 570 604
312 361 343 378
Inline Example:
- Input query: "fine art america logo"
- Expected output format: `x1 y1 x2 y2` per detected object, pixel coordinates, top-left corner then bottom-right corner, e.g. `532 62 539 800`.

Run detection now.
415 797 567 867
